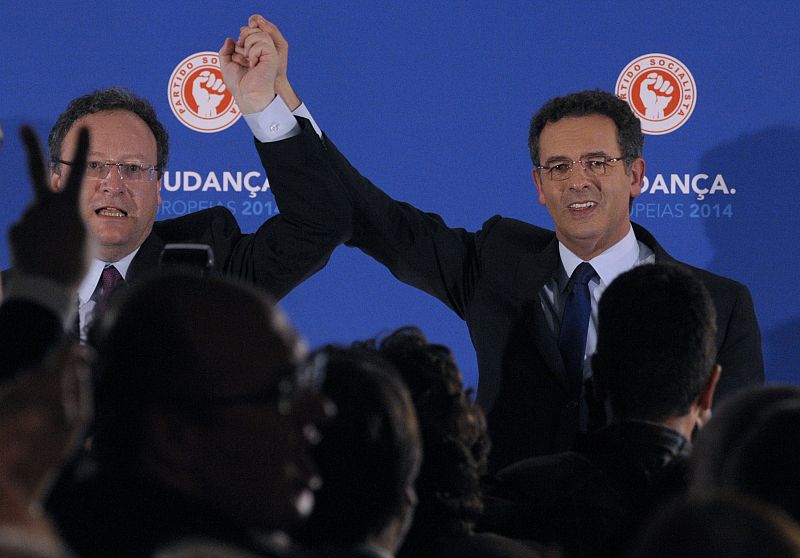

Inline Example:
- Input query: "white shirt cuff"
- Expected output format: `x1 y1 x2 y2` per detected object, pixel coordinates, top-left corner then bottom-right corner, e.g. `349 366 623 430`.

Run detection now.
292 103 322 138
244 96 322 142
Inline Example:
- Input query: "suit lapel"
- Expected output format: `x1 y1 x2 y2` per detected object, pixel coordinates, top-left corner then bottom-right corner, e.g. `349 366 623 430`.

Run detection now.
126 231 164 286
632 222 672 262
512 237 570 390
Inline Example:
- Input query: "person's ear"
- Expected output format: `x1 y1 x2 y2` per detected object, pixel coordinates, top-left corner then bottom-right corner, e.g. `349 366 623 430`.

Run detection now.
694 364 722 429
532 168 547 206
628 157 645 200
50 164 62 192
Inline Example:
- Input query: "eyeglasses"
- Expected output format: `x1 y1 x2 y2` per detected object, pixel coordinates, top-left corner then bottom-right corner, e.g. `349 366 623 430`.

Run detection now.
535 155 628 181
165 353 328 417
55 158 157 182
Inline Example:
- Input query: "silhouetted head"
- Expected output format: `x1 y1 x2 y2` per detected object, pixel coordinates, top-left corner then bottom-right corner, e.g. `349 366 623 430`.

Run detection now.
92 272 328 533
297 345 421 551
627 493 800 558
592 263 717 422
363 327 490 540
691 385 800 522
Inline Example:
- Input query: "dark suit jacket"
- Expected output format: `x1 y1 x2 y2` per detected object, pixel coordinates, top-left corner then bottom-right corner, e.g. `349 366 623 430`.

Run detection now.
257 119 764 470
125 200 348 300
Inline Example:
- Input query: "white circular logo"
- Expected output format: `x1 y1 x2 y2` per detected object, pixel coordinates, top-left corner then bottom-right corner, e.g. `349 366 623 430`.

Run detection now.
168 51 241 133
615 53 697 135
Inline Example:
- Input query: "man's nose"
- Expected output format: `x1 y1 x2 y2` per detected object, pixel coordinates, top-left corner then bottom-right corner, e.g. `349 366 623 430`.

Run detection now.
568 162 594 189
100 165 126 192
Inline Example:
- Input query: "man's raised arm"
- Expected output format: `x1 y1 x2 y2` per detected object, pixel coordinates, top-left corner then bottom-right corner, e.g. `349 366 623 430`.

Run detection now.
220 15 481 319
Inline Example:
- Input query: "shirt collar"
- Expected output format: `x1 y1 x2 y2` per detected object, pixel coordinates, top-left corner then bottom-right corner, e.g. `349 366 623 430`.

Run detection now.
77 247 139 304
558 225 640 290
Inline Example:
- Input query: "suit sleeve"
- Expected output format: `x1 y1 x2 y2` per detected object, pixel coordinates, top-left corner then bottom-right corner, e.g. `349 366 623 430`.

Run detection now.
713 282 764 403
187 118 353 301
256 117 483 319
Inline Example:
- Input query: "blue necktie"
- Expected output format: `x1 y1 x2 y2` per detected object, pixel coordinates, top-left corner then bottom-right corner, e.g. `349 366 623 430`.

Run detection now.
558 262 596 395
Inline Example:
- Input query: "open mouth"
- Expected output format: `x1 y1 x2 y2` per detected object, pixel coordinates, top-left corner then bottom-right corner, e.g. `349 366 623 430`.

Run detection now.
568 201 597 210
96 207 128 217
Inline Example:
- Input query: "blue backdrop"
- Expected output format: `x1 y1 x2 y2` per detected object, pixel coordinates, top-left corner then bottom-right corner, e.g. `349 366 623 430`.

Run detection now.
2 1 798 388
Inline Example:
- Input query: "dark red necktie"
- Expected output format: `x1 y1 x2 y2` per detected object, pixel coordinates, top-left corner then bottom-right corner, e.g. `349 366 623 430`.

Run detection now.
96 265 125 317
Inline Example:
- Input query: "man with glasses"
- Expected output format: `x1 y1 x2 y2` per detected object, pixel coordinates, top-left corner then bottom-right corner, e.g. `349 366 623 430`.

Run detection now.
223 16 763 469
6 87 350 341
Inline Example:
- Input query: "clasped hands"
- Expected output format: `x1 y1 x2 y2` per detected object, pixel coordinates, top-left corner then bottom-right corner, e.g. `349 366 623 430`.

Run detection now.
219 14 301 115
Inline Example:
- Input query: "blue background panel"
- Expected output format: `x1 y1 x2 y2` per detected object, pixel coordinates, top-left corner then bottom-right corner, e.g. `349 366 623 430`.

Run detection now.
2 2 798 388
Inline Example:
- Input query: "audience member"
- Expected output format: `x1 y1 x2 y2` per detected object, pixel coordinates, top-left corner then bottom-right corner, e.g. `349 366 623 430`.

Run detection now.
0 342 92 558
1 126 89 378
46 273 331 557
294 347 421 558
0 126 91 557
690 385 800 487
489 263 720 557
625 492 800 558
690 385 800 523
222 14 763 470
363 327 543 558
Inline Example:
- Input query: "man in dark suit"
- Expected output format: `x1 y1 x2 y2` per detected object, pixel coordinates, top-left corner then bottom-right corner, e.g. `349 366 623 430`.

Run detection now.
4 86 350 341
221 15 763 470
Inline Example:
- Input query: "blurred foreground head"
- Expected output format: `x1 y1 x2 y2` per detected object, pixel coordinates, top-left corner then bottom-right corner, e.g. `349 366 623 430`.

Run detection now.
592 263 719 426
626 493 800 558
691 385 800 522
0 342 91 554
92 272 328 532
366 327 490 538
297 345 421 554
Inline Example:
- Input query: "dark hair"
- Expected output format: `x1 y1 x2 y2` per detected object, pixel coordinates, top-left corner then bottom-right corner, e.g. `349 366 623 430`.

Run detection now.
91 272 294 466
690 385 800 492
362 327 490 547
48 87 169 177
626 492 800 558
528 89 643 168
297 346 421 546
717 399 800 522
591 263 717 422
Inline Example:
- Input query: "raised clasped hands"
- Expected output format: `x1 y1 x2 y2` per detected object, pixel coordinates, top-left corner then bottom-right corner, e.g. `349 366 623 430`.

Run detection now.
219 14 300 114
